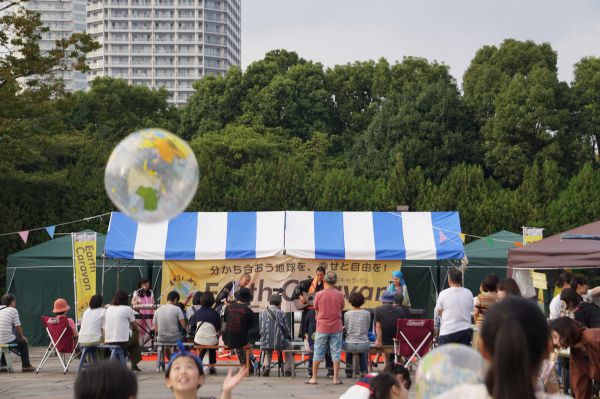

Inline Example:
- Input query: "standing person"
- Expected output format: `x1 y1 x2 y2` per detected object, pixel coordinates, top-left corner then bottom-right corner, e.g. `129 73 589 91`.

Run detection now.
131 278 155 349
344 292 371 377
0 293 34 372
550 317 600 399
293 266 326 337
153 291 187 360
307 271 345 385
560 288 600 328
434 268 473 346
435 296 570 399
189 291 221 375
386 270 411 307
104 291 142 371
549 272 573 320
78 295 105 346
373 292 409 367
571 277 600 306
496 278 521 300
472 274 498 348
259 294 293 376
222 287 254 367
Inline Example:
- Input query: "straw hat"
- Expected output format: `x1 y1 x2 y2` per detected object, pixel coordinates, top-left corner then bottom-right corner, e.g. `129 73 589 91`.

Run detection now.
53 298 71 313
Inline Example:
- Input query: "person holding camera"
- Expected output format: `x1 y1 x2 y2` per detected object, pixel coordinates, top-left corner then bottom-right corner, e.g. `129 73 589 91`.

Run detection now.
259 293 293 376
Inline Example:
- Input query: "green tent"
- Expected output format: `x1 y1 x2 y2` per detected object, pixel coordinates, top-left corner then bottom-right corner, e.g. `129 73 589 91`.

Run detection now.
401 230 521 316
6 231 161 345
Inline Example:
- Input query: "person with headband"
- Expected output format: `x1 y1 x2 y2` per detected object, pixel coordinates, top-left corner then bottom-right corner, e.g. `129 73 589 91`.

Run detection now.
386 271 410 307
165 341 248 399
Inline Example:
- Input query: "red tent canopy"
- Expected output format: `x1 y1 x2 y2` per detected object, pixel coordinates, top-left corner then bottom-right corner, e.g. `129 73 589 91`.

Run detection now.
508 220 600 270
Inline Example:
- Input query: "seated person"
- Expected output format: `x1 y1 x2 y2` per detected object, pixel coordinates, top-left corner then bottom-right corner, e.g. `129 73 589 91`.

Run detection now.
104 291 142 371
259 294 293 376
344 292 371 377
52 298 78 337
189 291 221 375
186 291 203 322
560 288 600 328
78 294 105 346
153 291 187 359
0 293 35 372
222 287 254 366
374 291 409 366
386 270 411 307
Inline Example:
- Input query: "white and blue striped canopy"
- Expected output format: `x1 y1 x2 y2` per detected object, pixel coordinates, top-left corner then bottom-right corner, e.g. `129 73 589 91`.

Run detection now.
105 211 464 261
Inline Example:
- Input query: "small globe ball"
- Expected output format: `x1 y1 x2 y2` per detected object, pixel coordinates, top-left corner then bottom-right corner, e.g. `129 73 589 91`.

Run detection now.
104 128 199 223
415 343 486 399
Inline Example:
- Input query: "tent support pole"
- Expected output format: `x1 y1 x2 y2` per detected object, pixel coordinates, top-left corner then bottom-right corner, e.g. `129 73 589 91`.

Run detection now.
71 233 79 326
436 261 441 298
116 259 120 290
101 254 106 297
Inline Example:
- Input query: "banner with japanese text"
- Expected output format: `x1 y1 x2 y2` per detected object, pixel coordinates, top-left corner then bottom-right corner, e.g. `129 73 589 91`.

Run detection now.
161 257 401 310
72 232 97 321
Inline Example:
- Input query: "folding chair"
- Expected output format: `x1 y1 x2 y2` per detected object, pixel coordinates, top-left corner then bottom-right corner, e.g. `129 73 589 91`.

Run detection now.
36 315 78 374
393 318 434 368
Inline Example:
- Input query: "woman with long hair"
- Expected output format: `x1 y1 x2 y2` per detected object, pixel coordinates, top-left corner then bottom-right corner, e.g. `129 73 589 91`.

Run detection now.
550 317 600 399
131 278 155 349
434 296 569 399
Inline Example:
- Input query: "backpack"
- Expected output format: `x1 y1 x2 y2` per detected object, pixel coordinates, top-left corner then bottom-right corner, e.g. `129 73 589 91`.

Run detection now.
194 321 218 345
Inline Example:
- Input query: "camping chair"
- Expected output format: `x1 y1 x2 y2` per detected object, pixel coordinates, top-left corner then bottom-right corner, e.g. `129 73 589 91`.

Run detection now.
36 315 78 374
393 318 435 368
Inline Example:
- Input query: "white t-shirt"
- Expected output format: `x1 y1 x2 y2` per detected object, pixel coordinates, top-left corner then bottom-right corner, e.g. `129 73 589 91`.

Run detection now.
104 305 135 343
433 383 571 399
434 287 474 336
78 307 106 344
549 294 562 320
0 306 20 344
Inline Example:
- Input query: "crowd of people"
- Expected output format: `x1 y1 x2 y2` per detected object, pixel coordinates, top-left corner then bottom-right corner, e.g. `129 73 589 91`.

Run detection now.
2 268 600 399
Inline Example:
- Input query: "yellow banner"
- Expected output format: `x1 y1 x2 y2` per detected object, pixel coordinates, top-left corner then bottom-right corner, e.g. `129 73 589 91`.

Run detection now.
530 271 547 290
73 232 97 320
523 227 544 245
161 257 400 310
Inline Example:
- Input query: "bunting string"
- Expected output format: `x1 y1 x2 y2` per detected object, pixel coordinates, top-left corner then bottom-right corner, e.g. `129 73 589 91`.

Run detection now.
0 212 112 239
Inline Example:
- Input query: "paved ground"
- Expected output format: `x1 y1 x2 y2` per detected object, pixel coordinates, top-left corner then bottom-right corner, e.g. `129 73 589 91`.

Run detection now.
1 348 417 399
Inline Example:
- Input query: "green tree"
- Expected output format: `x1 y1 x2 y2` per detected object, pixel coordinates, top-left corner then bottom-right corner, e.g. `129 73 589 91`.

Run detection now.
572 57 600 164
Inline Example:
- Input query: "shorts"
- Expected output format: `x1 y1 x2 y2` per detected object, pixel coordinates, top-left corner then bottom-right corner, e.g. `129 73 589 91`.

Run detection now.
313 331 343 362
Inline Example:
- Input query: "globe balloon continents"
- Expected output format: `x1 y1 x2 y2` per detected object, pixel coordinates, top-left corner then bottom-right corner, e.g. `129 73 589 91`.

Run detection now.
105 128 199 223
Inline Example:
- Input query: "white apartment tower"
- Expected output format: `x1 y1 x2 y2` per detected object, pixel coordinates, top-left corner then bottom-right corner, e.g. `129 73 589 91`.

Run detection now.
24 0 88 91
87 0 241 104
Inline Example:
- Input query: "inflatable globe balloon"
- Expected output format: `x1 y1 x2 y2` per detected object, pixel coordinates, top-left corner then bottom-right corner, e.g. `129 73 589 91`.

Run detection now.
105 128 199 223
416 343 486 399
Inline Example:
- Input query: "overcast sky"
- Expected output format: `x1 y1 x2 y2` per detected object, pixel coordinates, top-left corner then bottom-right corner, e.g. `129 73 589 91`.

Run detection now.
241 0 600 85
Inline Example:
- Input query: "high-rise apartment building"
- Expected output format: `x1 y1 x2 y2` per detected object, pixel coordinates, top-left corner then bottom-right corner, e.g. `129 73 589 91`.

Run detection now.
24 0 88 91
87 0 241 105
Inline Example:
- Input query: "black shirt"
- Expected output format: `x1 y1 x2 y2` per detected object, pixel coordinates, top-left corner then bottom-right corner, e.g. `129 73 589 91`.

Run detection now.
575 302 600 328
374 304 409 345
189 306 221 335
222 303 254 349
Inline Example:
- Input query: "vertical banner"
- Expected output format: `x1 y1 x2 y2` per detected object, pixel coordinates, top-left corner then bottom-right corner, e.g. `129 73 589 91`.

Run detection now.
72 232 97 321
161 257 400 310
523 227 544 245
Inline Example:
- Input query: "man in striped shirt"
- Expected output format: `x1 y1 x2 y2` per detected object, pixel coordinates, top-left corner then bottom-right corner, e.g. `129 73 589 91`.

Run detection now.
0 294 34 372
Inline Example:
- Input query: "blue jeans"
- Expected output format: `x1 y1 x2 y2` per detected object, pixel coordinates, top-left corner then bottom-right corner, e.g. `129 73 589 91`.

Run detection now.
314 331 343 362
344 342 369 374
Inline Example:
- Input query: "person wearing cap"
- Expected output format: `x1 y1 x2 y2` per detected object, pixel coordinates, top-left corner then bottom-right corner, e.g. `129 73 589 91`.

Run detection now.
259 294 293 376
0 293 35 372
373 291 409 367
165 341 248 399
386 271 411 307
222 287 254 367
52 298 78 336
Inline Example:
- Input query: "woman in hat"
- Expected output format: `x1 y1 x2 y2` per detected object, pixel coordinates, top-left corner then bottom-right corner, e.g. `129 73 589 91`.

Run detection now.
52 298 78 336
386 271 411 307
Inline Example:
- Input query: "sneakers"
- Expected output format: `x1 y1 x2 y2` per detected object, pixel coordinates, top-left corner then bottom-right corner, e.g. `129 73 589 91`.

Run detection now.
209 367 217 375
131 365 142 372
22 365 35 373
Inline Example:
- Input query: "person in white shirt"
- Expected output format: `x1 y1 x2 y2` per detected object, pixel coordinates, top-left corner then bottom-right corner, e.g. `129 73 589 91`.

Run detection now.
78 295 106 346
549 272 572 320
434 268 474 346
104 290 142 371
0 293 34 372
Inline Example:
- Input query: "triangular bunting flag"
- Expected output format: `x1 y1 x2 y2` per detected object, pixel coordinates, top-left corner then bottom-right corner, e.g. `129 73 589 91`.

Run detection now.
459 233 466 243
18 230 29 244
485 237 494 247
45 225 56 239
439 231 448 244
513 241 524 247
